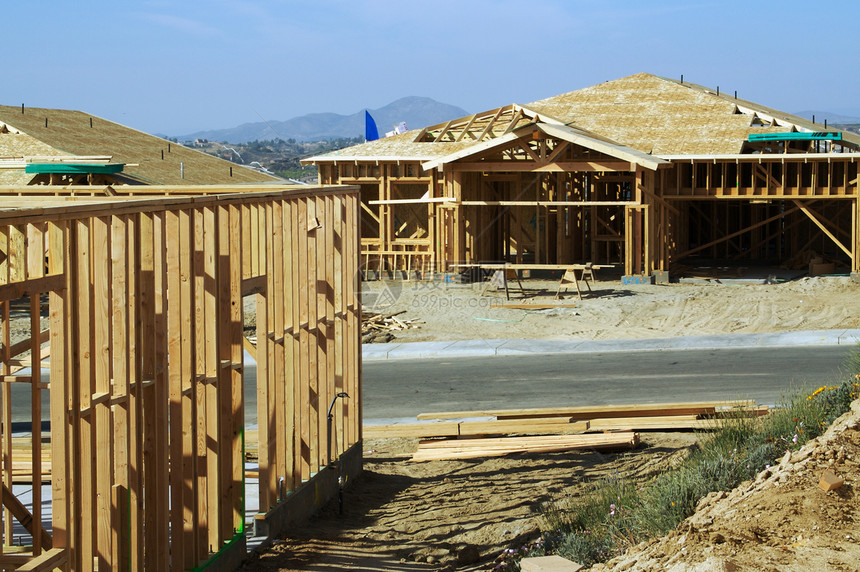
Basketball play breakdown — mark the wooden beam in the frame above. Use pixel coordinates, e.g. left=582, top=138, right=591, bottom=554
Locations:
left=411, top=432, right=639, bottom=462
left=459, top=200, right=635, bottom=207
left=449, top=161, right=632, bottom=173
left=0, top=275, right=64, bottom=302
left=418, top=400, right=756, bottom=421
left=792, top=200, right=853, bottom=258
left=1, top=483, right=52, bottom=549
left=12, top=548, right=67, bottom=572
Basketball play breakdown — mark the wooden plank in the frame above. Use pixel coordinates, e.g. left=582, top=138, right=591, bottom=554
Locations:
left=1, top=483, right=52, bottom=549
left=217, top=205, right=233, bottom=542
left=153, top=212, right=171, bottom=569
left=126, top=214, right=143, bottom=571
left=75, top=218, right=95, bottom=571
left=280, top=199, right=296, bottom=493
left=47, top=221, right=69, bottom=553
left=256, top=203, right=272, bottom=508
left=314, top=195, right=328, bottom=471
left=325, top=195, right=337, bottom=464
left=175, top=208, right=196, bottom=569
left=228, top=204, right=244, bottom=536
left=166, top=209, right=186, bottom=568
left=0, top=274, right=65, bottom=301
left=363, top=419, right=591, bottom=439
left=297, top=198, right=311, bottom=481
left=411, top=432, right=639, bottom=462
left=459, top=419, right=589, bottom=436
left=193, top=206, right=209, bottom=561
left=586, top=416, right=724, bottom=431
left=203, top=205, right=220, bottom=551
left=418, top=400, right=756, bottom=421
left=793, top=200, right=853, bottom=257
left=109, top=215, right=130, bottom=569
left=364, top=422, right=461, bottom=439
left=93, top=215, right=113, bottom=570
left=13, top=547, right=67, bottom=572
left=290, top=197, right=303, bottom=489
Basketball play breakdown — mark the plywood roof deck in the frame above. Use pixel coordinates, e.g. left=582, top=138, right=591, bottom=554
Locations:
left=308, top=73, right=860, bottom=163
left=0, top=105, right=281, bottom=185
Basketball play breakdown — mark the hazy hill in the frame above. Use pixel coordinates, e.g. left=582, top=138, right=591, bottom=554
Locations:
left=793, top=110, right=860, bottom=125
left=177, top=96, right=469, bottom=143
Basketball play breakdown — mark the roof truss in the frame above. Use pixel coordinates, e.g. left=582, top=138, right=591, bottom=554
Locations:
left=422, top=123, right=668, bottom=172
left=415, top=104, right=565, bottom=144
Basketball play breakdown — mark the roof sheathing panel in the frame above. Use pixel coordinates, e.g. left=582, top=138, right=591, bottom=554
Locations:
left=0, top=105, right=280, bottom=185
left=306, top=131, right=472, bottom=162
left=524, top=73, right=765, bottom=155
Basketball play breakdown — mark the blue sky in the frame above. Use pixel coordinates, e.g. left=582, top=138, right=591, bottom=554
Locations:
left=6, top=1, right=859, bottom=135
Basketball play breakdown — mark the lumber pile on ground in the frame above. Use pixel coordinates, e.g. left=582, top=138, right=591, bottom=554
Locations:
left=411, top=432, right=639, bottom=462
left=364, top=417, right=590, bottom=439
left=363, top=400, right=768, bottom=462
left=425, top=400, right=763, bottom=421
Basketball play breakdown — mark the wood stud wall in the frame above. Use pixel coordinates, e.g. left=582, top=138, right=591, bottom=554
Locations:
left=0, top=185, right=361, bottom=571
left=319, top=139, right=860, bottom=275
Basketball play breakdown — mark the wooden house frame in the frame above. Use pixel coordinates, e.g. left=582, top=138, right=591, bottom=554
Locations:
left=0, top=183, right=361, bottom=571
left=306, top=73, right=860, bottom=278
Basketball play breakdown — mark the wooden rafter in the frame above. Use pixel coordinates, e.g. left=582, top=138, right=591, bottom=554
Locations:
left=503, top=109, right=524, bottom=134
left=433, top=119, right=454, bottom=142
left=455, top=114, right=479, bottom=142
left=476, top=107, right=506, bottom=141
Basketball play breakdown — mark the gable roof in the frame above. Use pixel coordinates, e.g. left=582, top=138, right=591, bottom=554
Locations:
left=0, top=105, right=281, bottom=185
left=524, top=73, right=860, bottom=155
left=307, top=73, right=860, bottom=165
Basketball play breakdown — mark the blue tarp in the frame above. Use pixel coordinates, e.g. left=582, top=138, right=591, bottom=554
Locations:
left=365, top=110, right=379, bottom=142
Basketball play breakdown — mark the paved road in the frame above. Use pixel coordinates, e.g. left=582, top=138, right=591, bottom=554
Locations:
left=362, top=345, right=857, bottom=421
left=10, top=333, right=859, bottom=429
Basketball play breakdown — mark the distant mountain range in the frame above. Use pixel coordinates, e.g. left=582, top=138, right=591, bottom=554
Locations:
left=171, top=100, right=860, bottom=145
left=794, top=111, right=860, bottom=125
left=175, top=97, right=469, bottom=144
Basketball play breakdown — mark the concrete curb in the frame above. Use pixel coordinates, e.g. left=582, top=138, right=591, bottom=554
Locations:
left=362, top=329, right=860, bottom=361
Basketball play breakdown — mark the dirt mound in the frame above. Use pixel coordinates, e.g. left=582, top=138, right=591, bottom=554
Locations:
left=593, top=399, right=860, bottom=571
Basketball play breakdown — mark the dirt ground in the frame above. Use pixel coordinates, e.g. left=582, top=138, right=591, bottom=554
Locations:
left=244, top=274, right=860, bottom=571
left=361, top=273, right=860, bottom=343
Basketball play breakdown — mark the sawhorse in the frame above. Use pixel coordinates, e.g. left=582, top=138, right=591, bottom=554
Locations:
left=555, top=263, right=595, bottom=300
left=481, top=268, right=526, bottom=300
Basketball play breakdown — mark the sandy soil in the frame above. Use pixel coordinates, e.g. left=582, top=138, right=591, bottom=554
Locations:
left=244, top=275, right=860, bottom=571
left=361, top=275, right=860, bottom=343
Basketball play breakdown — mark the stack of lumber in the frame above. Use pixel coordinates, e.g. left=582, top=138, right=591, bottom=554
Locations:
left=364, top=400, right=767, bottom=462
left=421, top=400, right=767, bottom=432
left=364, top=417, right=589, bottom=439
left=7, top=437, right=52, bottom=484
left=411, top=432, right=639, bottom=462
left=361, top=310, right=421, bottom=334
left=367, top=400, right=765, bottom=440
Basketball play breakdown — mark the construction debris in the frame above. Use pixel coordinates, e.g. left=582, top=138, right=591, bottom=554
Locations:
left=818, top=469, right=844, bottom=491
left=362, top=310, right=421, bottom=343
